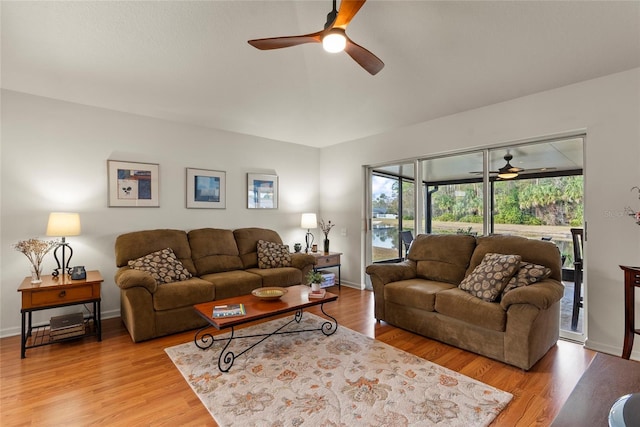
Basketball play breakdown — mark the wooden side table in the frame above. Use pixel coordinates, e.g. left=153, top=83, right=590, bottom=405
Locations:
left=621, top=265, right=640, bottom=359
left=310, top=252, right=341, bottom=289
left=17, top=270, right=103, bottom=358
left=551, top=352, right=640, bottom=426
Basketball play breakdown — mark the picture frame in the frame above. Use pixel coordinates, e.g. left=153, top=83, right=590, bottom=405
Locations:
left=107, top=160, right=159, bottom=207
left=247, top=173, right=278, bottom=209
left=186, top=168, right=226, bottom=209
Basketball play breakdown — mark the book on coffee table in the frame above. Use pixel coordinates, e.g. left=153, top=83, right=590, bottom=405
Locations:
left=308, top=289, right=326, bottom=299
left=213, top=304, right=246, bottom=318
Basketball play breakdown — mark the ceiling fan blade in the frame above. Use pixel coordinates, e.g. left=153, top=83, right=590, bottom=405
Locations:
left=248, top=31, right=323, bottom=50
left=344, top=37, right=384, bottom=75
left=333, top=0, right=367, bottom=29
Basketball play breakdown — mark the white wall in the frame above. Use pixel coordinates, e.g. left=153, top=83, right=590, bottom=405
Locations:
left=1, top=90, right=320, bottom=336
left=321, top=68, right=640, bottom=359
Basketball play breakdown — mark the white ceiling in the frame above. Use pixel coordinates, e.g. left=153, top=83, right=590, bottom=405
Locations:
left=2, top=1, right=639, bottom=148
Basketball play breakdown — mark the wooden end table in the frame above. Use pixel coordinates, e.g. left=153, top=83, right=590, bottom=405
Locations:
left=193, top=285, right=338, bottom=372
left=310, top=251, right=342, bottom=289
left=17, top=270, right=103, bottom=358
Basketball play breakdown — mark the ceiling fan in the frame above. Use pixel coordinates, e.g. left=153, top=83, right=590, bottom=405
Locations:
left=471, top=152, right=556, bottom=180
left=247, top=0, right=384, bottom=75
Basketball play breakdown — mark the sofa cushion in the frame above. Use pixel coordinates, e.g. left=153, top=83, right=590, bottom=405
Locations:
left=502, top=262, right=552, bottom=297
left=234, top=228, right=284, bottom=269
left=410, top=234, right=476, bottom=284
left=152, top=277, right=215, bottom=311
left=128, top=248, right=193, bottom=284
left=188, top=228, right=244, bottom=275
left=115, top=229, right=197, bottom=275
left=257, top=240, right=291, bottom=269
left=384, top=279, right=456, bottom=312
left=459, top=253, right=521, bottom=302
left=246, top=267, right=302, bottom=287
left=434, top=288, right=507, bottom=332
left=199, top=270, right=262, bottom=300
left=467, top=235, right=562, bottom=281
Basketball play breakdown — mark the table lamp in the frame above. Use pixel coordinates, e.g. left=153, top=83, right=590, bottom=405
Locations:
left=300, top=213, right=317, bottom=253
left=46, top=212, right=81, bottom=277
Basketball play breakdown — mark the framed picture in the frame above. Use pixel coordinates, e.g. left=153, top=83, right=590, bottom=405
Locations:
left=186, top=168, right=226, bottom=209
left=247, top=173, right=278, bottom=209
left=107, top=160, right=159, bottom=207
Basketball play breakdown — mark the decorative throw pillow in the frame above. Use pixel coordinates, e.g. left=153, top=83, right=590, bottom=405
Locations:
left=128, top=248, right=192, bottom=284
left=257, top=240, right=291, bottom=269
left=459, top=253, right=522, bottom=302
left=501, top=262, right=552, bottom=297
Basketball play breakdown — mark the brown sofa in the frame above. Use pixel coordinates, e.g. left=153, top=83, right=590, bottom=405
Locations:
left=366, top=234, right=564, bottom=370
left=114, top=227, right=315, bottom=342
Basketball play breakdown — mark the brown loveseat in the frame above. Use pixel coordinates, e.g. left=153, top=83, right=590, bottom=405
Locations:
left=366, top=234, right=564, bottom=370
left=114, top=227, right=315, bottom=342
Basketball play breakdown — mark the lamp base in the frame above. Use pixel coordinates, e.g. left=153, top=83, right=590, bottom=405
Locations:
left=51, top=241, right=73, bottom=277
left=304, top=231, right=314, bottom=253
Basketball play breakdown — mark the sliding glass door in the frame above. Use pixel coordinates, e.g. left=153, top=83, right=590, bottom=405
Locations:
left=366, top=135, right=585, bottom=339
left=370, top=163, right=415, bottom=263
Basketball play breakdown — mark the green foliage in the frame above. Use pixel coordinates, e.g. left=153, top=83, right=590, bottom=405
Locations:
left=435, top=213, right=456, bottom=222
left=458, top=215, right=483, bottom=223
left=373, top=173, right=583, bottom=228
left=306, top=271, right=324, bottom=284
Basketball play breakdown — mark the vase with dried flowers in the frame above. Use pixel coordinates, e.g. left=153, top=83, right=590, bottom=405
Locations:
left=319, top=219, right=335, bottom=253
left=624, top=186, right=640, bottom=226
left=13, top=238, right=58, bottom=283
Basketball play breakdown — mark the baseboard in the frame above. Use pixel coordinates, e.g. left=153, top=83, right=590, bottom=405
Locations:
left=584, top=338, right=639, bottom=362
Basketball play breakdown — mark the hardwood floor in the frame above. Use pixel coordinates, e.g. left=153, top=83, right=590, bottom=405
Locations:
left=1, top=286, right=596, bottom=426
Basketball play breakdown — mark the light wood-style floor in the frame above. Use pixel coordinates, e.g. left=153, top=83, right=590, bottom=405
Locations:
left=1, top=286, right=596, bottom=426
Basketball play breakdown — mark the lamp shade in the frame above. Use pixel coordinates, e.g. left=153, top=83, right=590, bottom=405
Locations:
left=46, top=212, right=81, bottom=237
left=300, top=213, right=318, bottom=229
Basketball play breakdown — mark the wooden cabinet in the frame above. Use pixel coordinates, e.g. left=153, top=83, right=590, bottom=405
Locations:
left=621, top=265, right=640, bottom=359
left=17, top=271, right=103, bottom=358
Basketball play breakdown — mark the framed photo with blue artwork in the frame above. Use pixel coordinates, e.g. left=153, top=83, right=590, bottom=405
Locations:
left=247, top=173, right=278, bottom=209
left=107, top=160, right=159, bottom=207
left=186, top=168, right=226, bottom=209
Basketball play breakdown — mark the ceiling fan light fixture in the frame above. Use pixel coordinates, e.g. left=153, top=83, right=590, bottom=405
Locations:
left=497, top=171, right=518, bottom=179
left=322, top=29, right=346, bottom=53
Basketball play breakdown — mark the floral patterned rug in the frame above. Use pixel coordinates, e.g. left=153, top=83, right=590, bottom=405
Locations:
left=165, top=314, right=512, bottom=426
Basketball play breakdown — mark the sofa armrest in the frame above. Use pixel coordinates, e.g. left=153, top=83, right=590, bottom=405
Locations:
left=500, top=279, right=564, bottom=311
left=114, top=267, right=158, bottom=293
left=290, top=253, right=315, bottom=270
left=366, top=260, right=417, bottom=286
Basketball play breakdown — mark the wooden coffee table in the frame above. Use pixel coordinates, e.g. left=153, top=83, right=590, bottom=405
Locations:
left=193, top=285, right=338, bottom=372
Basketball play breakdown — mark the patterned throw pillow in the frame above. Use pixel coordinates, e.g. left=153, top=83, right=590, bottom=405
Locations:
left=257, top=240, right=291, bottom=269
left=128, top=248, right=192, bottom=284
left=459, top=253, right=522, bottom=302
left=501, top=262, right=552, bottom=297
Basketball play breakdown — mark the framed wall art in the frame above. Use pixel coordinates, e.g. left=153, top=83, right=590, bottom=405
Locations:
left=107, top=160, right=159, bottom=207
left=186, top=168, right=226, bottom=209
left=247, top=173, right=278, bottom=209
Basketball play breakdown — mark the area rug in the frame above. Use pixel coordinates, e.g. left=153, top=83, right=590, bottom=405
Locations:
left=165, top=314, right=512, bottom=426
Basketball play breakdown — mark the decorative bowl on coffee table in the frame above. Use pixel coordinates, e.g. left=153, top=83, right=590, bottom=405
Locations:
left=252, top=287, right=287, bottom=301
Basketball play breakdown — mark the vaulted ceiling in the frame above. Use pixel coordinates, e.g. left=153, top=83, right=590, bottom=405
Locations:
left=2, top=1, right=639, bottom=148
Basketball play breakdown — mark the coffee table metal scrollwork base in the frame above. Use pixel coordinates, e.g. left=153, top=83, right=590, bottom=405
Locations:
left=195, top=306, right=337, bottom=372
left=192, top=286, right=339, bottom=373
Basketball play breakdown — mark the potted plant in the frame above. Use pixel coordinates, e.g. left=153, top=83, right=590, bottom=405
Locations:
left=306, top=270, right=324, bottom=291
